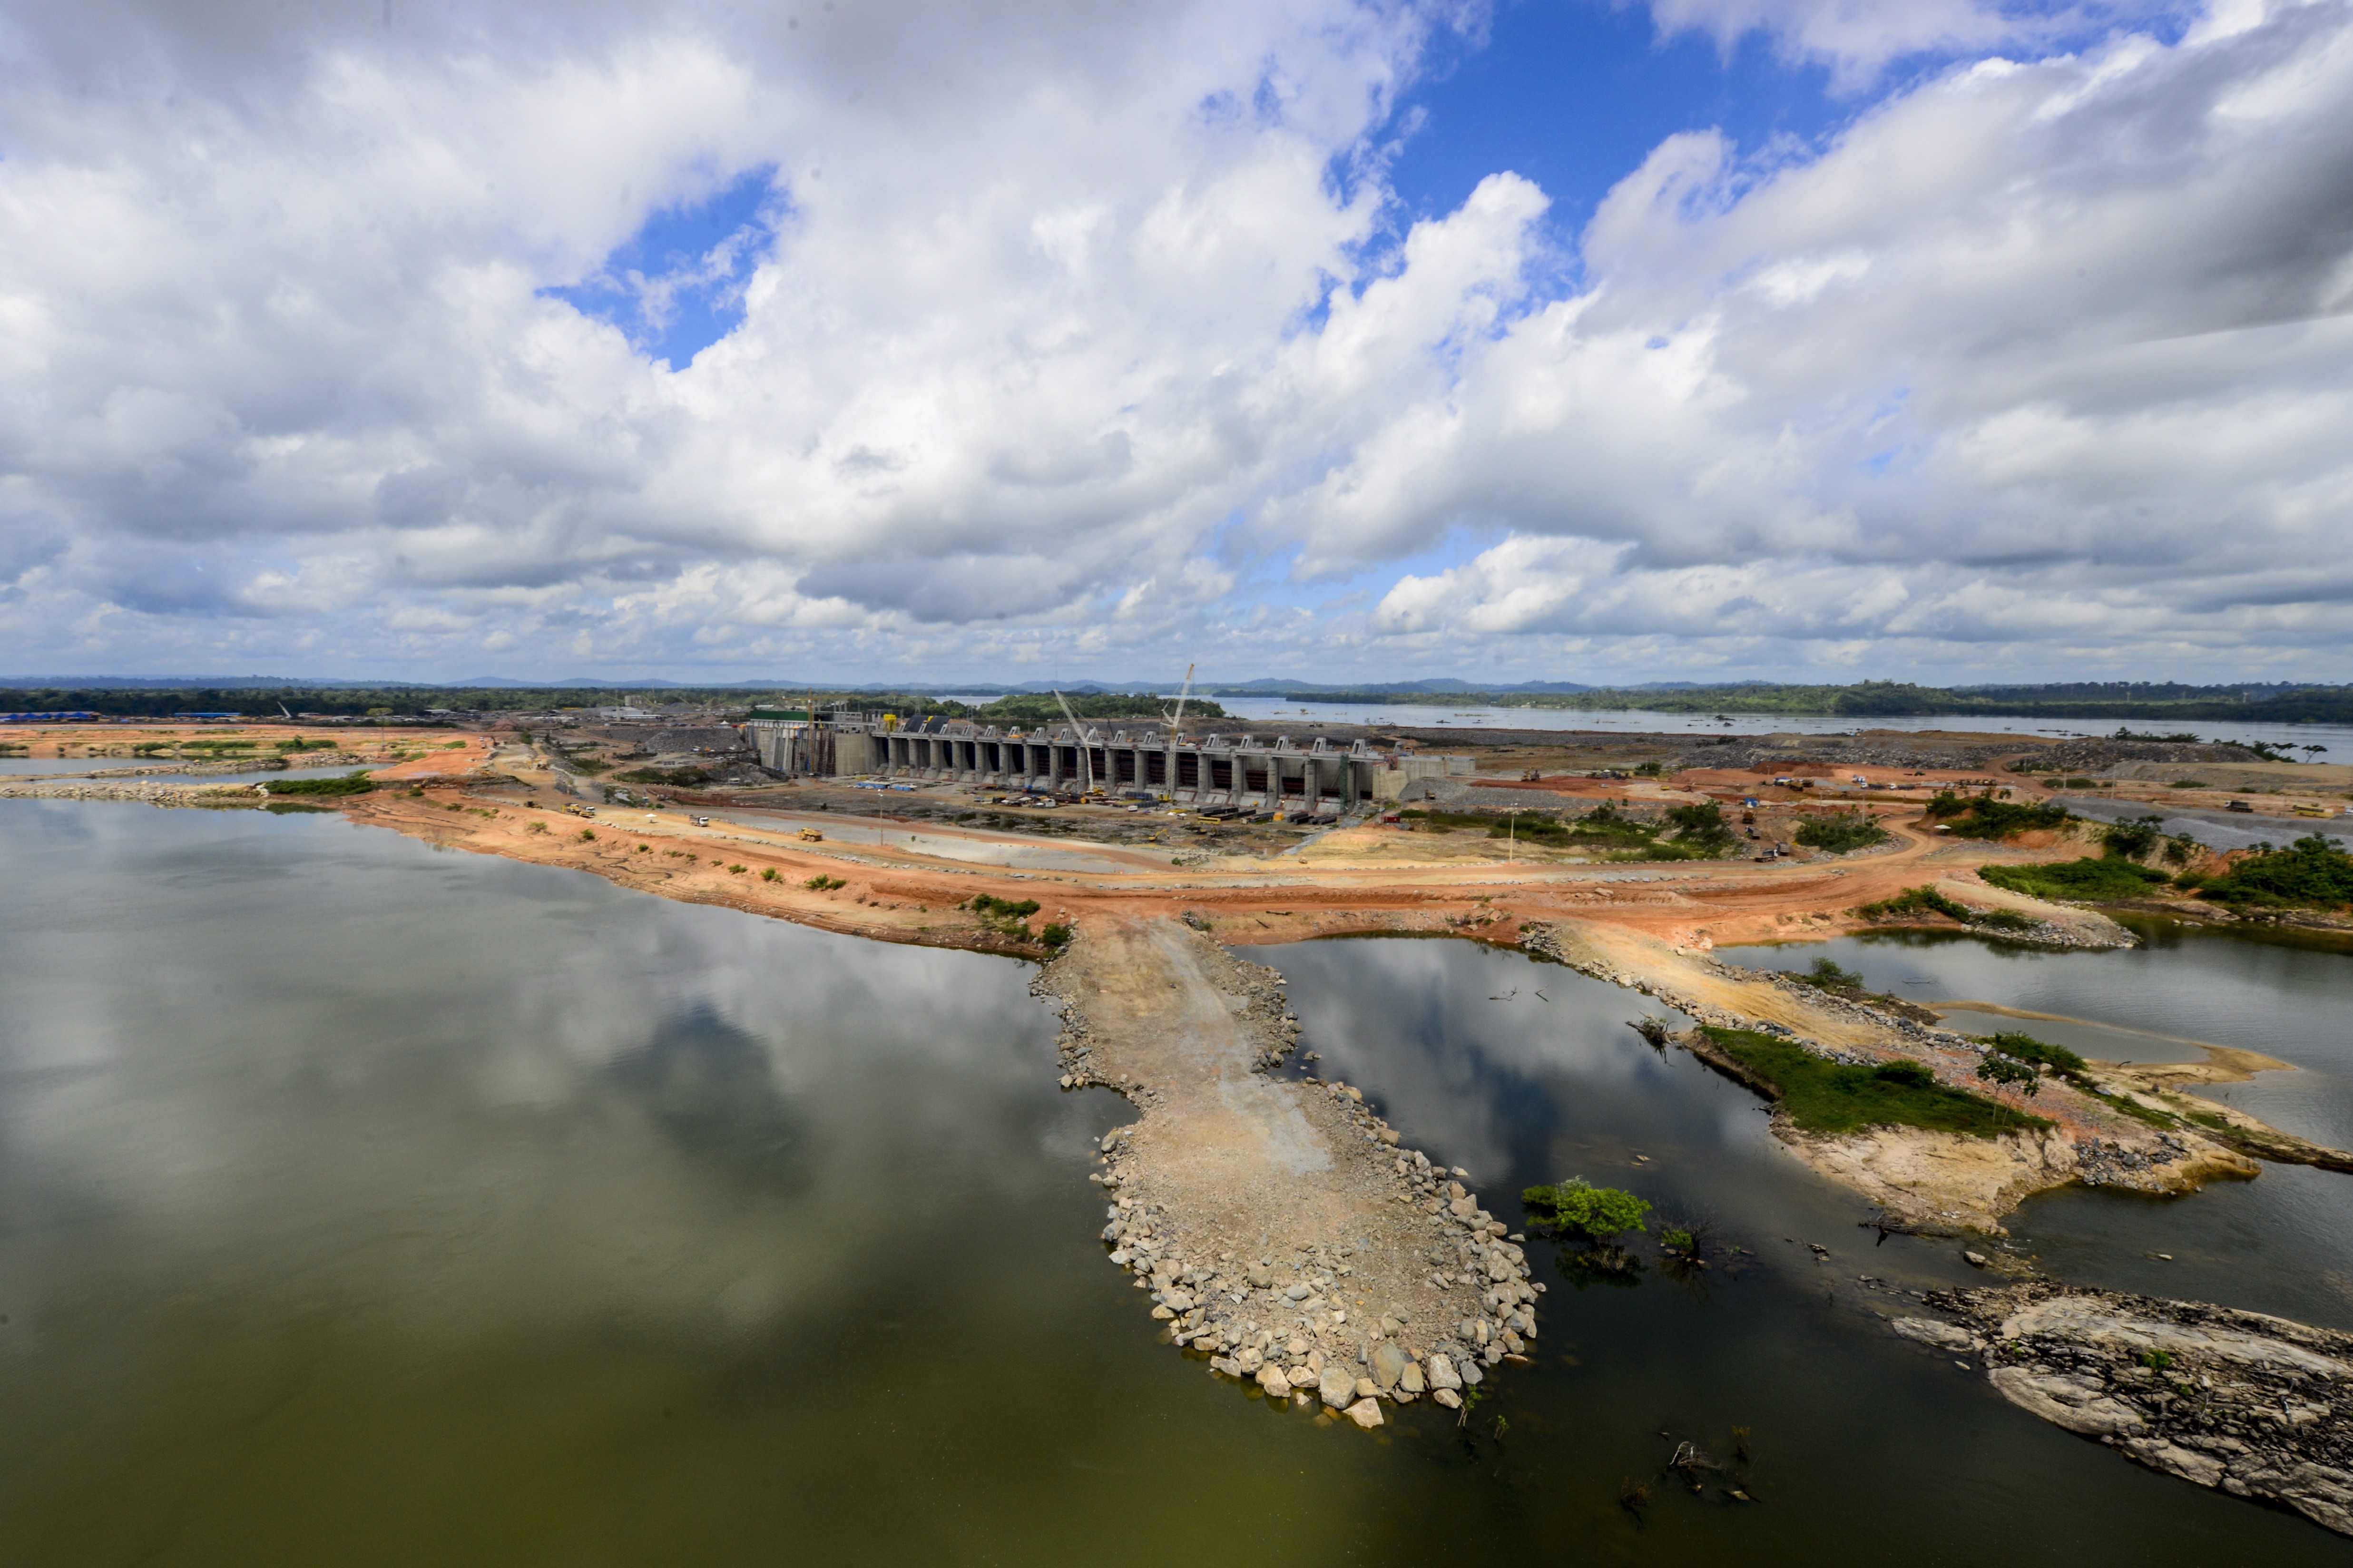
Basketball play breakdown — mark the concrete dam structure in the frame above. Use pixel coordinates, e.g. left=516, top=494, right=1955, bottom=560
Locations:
left=745, top=714, right=1468, bottom=815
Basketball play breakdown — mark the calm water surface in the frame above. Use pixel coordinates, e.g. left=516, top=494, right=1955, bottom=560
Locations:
left=3, top=804, right=2350, bottom=1563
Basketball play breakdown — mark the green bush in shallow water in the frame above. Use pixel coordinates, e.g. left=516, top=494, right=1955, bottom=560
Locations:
left=1521, top=1179, right=1650, bottom=1241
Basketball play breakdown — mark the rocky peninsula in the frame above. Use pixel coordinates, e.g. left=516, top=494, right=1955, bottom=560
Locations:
left=1039, top=920, right=1539, bottom=1422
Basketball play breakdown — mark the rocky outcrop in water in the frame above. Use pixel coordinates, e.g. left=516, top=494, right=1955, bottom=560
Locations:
left=0, top=780, right=266, bottom=807
left=1893, top=1282, right=2353, bottom=1536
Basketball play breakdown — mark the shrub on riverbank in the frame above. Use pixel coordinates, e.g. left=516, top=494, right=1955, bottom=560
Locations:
left=1853, top=884, right=2037, bottom=931
left=1796, top=811, right=1887, bottom=853
left=2184, top=834, right=2353, bottom=911
left=1697, top=1027, right=2050, bottom=1137
left=1978, top=1032, right=2088, bottom=1095
left=261, top=771, right=374, bottom=797
left=1978, top=857, right=2172, bottom=901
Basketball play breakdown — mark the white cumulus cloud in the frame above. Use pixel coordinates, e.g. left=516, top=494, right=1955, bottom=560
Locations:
left=0, top=0, right=2347, bottom=683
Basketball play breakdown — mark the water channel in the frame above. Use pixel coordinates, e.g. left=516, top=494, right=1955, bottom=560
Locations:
left=2, top=804, right=2348, bottom=1563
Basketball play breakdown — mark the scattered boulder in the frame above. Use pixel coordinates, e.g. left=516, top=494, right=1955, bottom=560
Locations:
left=1344, top=1398, right=1385, bottom=1429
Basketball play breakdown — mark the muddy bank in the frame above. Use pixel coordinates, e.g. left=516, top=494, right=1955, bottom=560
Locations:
left=1037, top=920, right=1541, bottom=1422
left=1889, top=1282, right=2353, bottom=1537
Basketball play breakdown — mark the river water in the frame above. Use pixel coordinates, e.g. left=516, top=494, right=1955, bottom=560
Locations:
left=3, top=804, right=2350, bottom=1563
left=930, top=692, right=2353, bottom=750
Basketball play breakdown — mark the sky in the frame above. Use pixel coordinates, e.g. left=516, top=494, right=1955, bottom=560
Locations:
left=2, top=0, right=2350, bottom=687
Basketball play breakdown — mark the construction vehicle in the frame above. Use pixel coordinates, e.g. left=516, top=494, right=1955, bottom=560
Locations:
left=798, top=827, right=824, bottom=842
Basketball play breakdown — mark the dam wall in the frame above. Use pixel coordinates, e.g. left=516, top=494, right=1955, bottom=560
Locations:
left=745, top=714, right=1468, bottom=817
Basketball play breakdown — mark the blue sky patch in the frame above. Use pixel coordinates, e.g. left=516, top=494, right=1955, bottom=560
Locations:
left=546, top=165, right=783, bottom=369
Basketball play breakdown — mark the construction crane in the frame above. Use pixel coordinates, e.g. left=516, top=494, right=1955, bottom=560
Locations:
left=1051, top=689, right=1094, bottom=797
left=1164, top=663, right=1196, bottom=741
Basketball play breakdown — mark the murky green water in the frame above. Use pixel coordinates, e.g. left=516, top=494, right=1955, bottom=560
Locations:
left=3, top=805, right=2349, bottom=1563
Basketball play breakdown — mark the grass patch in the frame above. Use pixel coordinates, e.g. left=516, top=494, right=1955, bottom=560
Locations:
left=2097, top=1090, right=2182, bottom=1129
left=261, top=771, right=375, bottom=797
left=2168, top=779, right=2207, bottom=789
left=1796, top=811, right=1887, bottom=853
left=1925, top=790, right=2070, bottom=840
left=805, top=874, right=845, bottom=891
left=1698, top=1027, right=2049, bottom=1137
left=1978, top=857, right=2172, bottom=901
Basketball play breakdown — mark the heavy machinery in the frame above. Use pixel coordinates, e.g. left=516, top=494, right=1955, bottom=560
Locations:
left=1051, top=689, right=1096, bottom=797
left=1164, top=662, right=1196, bottom=741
